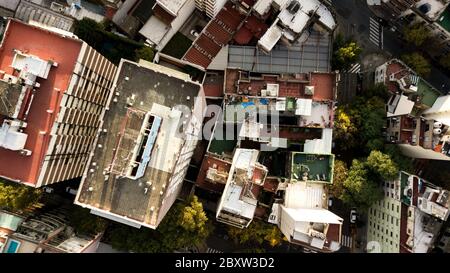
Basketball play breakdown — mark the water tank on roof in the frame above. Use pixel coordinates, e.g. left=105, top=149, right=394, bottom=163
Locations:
left=434, top=121, right=443, bottom=128
left=418, top=3, right=431, bottom=14
left=433, top=128, right=442, bottom=135
left=287, top=1, right=301, bottom=14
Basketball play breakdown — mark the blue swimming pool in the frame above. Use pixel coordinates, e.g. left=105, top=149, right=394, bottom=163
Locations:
left=5, top=240, right=20, bottom=253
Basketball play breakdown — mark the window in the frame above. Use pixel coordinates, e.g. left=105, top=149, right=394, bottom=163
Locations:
left=397, top=205, right=399, bottom=213
left=396, top=219, right=399, bottom=226
left=392, top=204, right=394, bottom=210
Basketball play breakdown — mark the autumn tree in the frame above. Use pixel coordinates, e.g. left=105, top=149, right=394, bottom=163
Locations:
left=330, top=160, right=348, bottom=199
left=401, top=53, right=431, bottom=77
left=341, top=159, right=384, bottom=210
left=366, top=150, right=399, bottom=181
left=334, top=108, right=358, bottom=150
left=227, top=221, right=283, bottom=248
left=403, top=23, right=429, bottom=47
left=340, top=151, right=398, bottom=209
left=0, top=180, right=42, bottom=212
left=332, top=38, right=362, bottom=71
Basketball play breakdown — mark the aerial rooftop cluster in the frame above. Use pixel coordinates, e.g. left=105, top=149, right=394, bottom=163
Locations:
left=0, top=0, right=449, bottom=254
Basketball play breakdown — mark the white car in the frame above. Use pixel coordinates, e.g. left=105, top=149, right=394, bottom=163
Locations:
left=350, top=209, right=357, bottom=224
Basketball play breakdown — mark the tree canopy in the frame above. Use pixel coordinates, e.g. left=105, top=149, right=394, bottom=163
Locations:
left=135, top=46, right=155, bottom=62
left=339, top=151, right=399, bottom=210
left=341, top=159, right=384, bottom=210
left=69, top=207, right=108, bottom=235
left=334, top=94, right=386, bottom=155
left=73, top=18, right=153, bottom=64
left=0, top=180, right=42, bottom=212
left=366, top=150, right=399, bottom=181
left=332, top=35, right=362, bottom=71
left=227, top=220, right=283, bottom=248
left=330, top=160, right=348, bottom=198
left=108, top=196, right=212, bottom=252
left=403, top=23, right=429, bottom=47
left=401, top=53, right=431, bottom=77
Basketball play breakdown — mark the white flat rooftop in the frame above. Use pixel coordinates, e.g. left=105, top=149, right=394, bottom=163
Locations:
left=157, top=0, right=187, bottom=15
left=258, top=24, right=283, bottom=53
left=283, top=207, right=343, bottom=225
left=387, top=94, right=415, bottom=117
left=284, top=182, right=325, bottom=209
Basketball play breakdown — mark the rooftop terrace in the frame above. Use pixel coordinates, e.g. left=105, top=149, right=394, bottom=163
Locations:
left=228, top=30, right=331, bottom=74
left=0, top=19, right=82, bottom=185
left=224, top=69, right=336, bottom=101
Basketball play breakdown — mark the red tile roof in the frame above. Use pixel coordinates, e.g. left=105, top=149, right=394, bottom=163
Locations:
left=0, top=20, right=82, bottom=185
left=183, top=2, right=246, bottom=68
left=233, top=26, right=253, bottom=45
left=225, top=69, right=336, bottom=101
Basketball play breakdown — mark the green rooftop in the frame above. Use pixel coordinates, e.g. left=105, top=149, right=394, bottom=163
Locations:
left=438, top=7, right=450, bottom=33
left=291, top=152, right=334, bottom=184
left=415, top=79, right=440, bottom=107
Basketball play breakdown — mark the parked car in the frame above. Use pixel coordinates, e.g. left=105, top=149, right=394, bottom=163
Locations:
left=65, top=187, right=78, bottom=195
left=350, top=209, right=358, bottom=224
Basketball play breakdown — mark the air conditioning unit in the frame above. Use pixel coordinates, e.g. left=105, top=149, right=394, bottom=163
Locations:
left=3, top=74, right=18, bottom=84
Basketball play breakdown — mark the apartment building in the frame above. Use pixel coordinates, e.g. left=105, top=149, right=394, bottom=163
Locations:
left=75, top=59, right=206, bottom=229
left=367, top=171, right=450, bottom=253
left=254, top=0, right=336, bottom=53
left=0, top=19, right=117, bottom=187
left=375, top=59, right=450, bottom=160
left=196, top=65, right=340, bottom=251
left=139, top=0, right=196, bottom=51
left=194, top=0, right=227, bottom=18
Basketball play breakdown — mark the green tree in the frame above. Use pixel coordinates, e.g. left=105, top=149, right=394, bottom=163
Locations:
left=135, top=46, right=155, bottom=62
left=341, top=159, right=383, bottom=209
left=0, top=180, right=42, bottom=212
left=330, top=160, right=348, bottom=199
left=363, top=83, right=389, bottom=100
left=401, top=53, right=431, bottom=77
left=109, top=196, right=212, bottom=252
left=264, top=226, right=283, bottom=247
left=333, top=41, right=362, bottom=70
left=227, top=221, right=283, bottom=248
left=383, top=144, right=414, bottom=173
left=403, top=23, right=429, bottom=47
left=69, top=207, right=108, bottom=235
left=440, top=53, right=450, bottom=70
left=366, top=150, right=399, bottom=181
